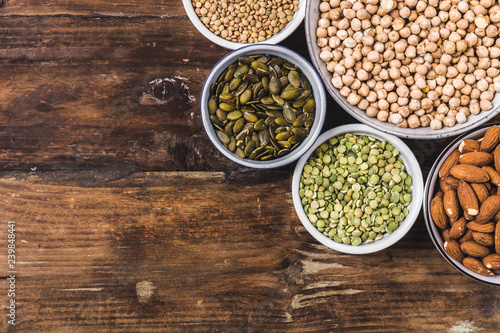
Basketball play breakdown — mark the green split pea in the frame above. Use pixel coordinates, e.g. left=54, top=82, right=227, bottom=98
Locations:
left=298, top=133, right=413, bottom=246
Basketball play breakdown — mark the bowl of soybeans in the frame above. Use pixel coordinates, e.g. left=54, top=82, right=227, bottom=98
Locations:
left=183, top=0, right=306, bottom=49
left=306, top=0, right=500, bottom=139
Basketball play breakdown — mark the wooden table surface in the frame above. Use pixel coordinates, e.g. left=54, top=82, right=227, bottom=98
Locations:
left=1, top=1, right=500, bottom=332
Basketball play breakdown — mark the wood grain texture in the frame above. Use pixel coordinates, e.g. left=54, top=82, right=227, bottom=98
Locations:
left=0, top=0, right=186, bottom=17
left=1, top=173, right=500, bottom=332
left=1, top=0, right=500, bottom=332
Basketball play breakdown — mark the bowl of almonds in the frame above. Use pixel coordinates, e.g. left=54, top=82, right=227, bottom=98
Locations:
left=424, top=123, right=500, bottom=284
left=306, top=0, right=500, bottom=139
left=200, top=44, right=326, bottom=168
left=183, top=0, right=305, bottom=49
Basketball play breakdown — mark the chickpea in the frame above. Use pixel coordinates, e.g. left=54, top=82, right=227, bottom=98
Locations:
left=363, top=106, right=378, bottom=118
left=406, top=114, right=419, bottom=128
left=362, top=61, right=374, bottom=72
left=471, top=88, right=481, bottom=99
left=347, top=92, right=362, bottom=105
left=389, top=112, right=403, bottom=125
left=430, top=119, right=443, bottom=130
left=480, top=99, right=493, bottom=110
left=358, top=84, right=370, bottom=97
left=398, top=96, right=409, bottom=106
left=320, top=1, right=331, bottom=12
left=481, top=90, right=494, bottom=101
left=376, top=110, right=388, bottom=122
left=443, top=116, right=456, bottom=127
left=358, top=99, right=370, bottom=110
left=339, top=86, right=351, bottom=97
left=455, top=112, right=467, bottom=124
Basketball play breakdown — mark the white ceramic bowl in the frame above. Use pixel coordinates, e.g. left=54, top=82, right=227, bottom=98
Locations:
left=424, top=122, right=500, bottom=285
left=305, top=0, right=500, bottom=139
left=200, top=44, right=327, bottom=169
left=292, top=124, right=423, bottom=254
left=183, top=0, right=306, bottom=50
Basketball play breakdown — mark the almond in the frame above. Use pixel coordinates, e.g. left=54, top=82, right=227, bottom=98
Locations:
left=472, top=231, right=495, bottom=246
left=467, top=221, right=496, bottom=233
left=470, top=183, right=490, bottom=204
left=480, top=125, right=500, bottom=152
left=494, top=144, right=500, bottom=174
left=442, top=228, right=451, bottom=242
left=476, top=195, right=500, bottom=224
left=449, top=217, right=468, bottom=239
left=463, top=257, right=495, bottom=276
left=464, top=210, right=475, bottom=221
left=449, top=164, right=490, bottom=183
left=495, top=222, right=500, bottom=254
left=459, top=139, right=480, bottom=154
left=483, top=253, right=500, bottom=270
left=443, top=189, right=460, bottom=221
left=459, top=228, right=474, bottom=244
left=430, top=192, right=448, bottom=229
left=439, top=177, right=453, bottom=192
left=439, top=149, right=460, bottom=178
left=459, top=152, right=494, bottom=167
left=494, top=210, right=500, bottom=222
left=444, top=240, right=466, bottom=262
left=442, top=176, right=460, bottom=189
left=457, top=180, right=479, bottom=216
left=483, top=166, right=500, bottom=186
left=460, top=241, right=491, bottom=257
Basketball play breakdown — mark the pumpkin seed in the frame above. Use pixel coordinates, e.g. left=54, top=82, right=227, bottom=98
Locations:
left=233, top=118, right=245, bottom=134
left=244, top=112, right=258, bottom=123
left=219, top=92, right=236, bottom=102
left=303, top=98, right=316, bottom=113
left=229, top=77, right=242, bottom=91
left=216, top=130, right=231, bottom=145
left=283, top=103, right=297, bottom=123
left=275, top=131, right=291, bottom=141
left=254, top=118, right=267, bottom=131
left=281, top=87, right=301, bottom=100
left=239, top=87, right=252, bottom=105
left=208, top=97, right=217, bottom=114
left=227, top=110, right=243, bottom=120
left=234, top=64, right=249, bottom=78
left=216, top=109, right=227, bottom=122
left=259, top=129, right=271, bottom=145
left=269, top=75, right=281, bottom=95
left=219, top=102, right=236, bottom=112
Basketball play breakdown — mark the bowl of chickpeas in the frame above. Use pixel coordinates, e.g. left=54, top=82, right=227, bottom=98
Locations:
left=305, top=0, right=500, bottom=139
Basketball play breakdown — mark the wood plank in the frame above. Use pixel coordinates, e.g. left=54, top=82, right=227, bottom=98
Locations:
left=0, top=0, right=187, bottom=17
left=1, top=172, right=500, bottom=332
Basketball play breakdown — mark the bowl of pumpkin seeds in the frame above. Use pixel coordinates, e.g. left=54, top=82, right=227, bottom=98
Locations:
left=292, top=124, right=423, bottom=254
left=201, top=44, right=327, bottom=169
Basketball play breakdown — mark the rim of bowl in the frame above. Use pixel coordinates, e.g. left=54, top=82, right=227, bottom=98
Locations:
left=182, top=0, right=306, bottom=50
left=292, top=124, right=424, bottom=254
left=423, top=122, right=500, bottom=285
left=200, top=44, right=327, bottom=169
left=304, top=0, right=500, bottom=140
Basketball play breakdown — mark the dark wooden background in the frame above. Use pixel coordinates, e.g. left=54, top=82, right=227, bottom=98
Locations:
left=1, top=0, right=500, bottom=332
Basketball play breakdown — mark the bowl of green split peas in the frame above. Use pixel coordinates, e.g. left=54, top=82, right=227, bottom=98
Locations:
left=292, top=124, right=424, bottom=254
